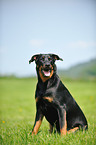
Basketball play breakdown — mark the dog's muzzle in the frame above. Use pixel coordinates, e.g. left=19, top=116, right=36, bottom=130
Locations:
left=42, top=65, right=53, bottom=77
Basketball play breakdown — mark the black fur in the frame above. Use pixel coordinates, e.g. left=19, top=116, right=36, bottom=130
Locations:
left=29, top=54, right=88, bottom=134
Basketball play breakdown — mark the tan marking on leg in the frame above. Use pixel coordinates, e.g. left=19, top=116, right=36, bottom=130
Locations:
left=32, top=120, right=42, bottom=135
left=35, top=97, right=39, bottom=103
left=67, top=127, right=79, bottom=134
left=49, top=124, right=53, bottom=133
left=60, top=111, right=67, bottom=135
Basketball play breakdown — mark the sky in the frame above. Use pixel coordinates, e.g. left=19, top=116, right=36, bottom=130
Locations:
left=0, top=0, right=96, bottom=77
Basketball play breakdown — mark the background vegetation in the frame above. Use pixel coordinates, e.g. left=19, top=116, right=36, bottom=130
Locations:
left=58, top=59, right=96, bottom=80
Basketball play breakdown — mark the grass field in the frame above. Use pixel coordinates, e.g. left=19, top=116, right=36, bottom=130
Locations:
left=0, top=77, right=96, bottom=145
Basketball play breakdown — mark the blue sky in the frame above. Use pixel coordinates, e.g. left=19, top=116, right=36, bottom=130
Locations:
left=0, top=0, right=96, bottom=76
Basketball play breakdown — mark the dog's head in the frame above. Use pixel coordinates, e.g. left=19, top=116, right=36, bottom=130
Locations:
left=29, top=54, right=63, bottom=82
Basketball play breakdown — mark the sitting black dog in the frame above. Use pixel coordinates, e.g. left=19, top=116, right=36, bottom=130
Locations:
left=29, top=54, right=88, bottom=135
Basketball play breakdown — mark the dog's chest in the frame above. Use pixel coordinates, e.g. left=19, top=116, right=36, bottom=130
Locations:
left=37, top=96, right=54, bottom=111
left=38, top=96, right=59, bottom=124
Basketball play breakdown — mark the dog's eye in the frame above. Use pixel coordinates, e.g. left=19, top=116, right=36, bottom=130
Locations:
left=42, top=56, right=45, bottom=61
left=48, top=57, right=51, bottom=61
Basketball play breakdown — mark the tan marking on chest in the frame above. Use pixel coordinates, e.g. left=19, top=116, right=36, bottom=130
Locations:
left=43, top=97, right=53, bottom=103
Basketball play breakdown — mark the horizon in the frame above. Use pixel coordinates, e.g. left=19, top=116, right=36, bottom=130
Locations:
left=0, top=57, right=95, bottom=77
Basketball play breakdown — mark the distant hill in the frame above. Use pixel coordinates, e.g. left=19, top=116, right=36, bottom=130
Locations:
left=58, top=59, right=96, bottom=79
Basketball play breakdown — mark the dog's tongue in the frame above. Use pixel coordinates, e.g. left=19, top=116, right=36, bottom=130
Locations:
left=43, top=70, right=50, bottom=77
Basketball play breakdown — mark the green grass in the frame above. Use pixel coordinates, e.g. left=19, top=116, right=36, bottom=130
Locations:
left=0, top=77, right=96, bottom=145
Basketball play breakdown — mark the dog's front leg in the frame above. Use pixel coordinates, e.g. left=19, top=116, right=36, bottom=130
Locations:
left=58, top=108, right=67, bottom=135
left=49, top=124, right=53, bottom=134
left=32, top=109, right=44, bottom=135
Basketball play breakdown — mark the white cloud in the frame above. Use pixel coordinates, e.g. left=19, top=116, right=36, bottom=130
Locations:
left=30, top=39, right=45, bottom=48
left=66, top=41, right=96, bottom=49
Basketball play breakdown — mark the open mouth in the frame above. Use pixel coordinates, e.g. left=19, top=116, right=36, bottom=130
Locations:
left=42, top=68, right=51, bottom=77
left=43, top=70, right=51, bottom=77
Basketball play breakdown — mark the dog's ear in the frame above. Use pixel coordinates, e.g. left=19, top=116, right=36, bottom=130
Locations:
left=29, top=54, right=39, bottom=64
left=51, top=54, right=63, bottom=61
